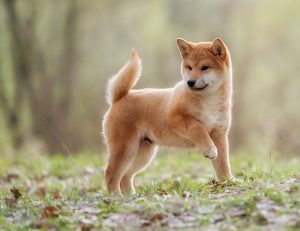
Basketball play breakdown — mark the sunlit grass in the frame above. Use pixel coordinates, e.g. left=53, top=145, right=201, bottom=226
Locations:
left=0, top=151, right=299, bottom=230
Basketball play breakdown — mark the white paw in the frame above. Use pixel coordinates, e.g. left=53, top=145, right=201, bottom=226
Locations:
left=204, top=146, right=218, bottom=159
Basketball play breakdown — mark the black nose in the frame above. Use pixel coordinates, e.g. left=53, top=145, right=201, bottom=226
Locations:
left=187, top=79, right=196, bottom=87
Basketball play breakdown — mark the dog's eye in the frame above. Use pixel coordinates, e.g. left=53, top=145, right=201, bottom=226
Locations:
left=201, top=65, right=209, bottom=71
left=186, top=65, right=192, bottom=70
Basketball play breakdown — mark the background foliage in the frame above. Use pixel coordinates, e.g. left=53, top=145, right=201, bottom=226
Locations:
left=0, top=0, right=299, bottom=155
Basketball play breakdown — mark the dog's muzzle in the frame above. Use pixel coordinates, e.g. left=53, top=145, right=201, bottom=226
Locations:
left=187, top=80, right=209, bottom=91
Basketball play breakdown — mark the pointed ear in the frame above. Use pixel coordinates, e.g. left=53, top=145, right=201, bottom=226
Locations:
left=210, top=38, right=227, bottom=59
left=177, top=38, right=192, bottom=58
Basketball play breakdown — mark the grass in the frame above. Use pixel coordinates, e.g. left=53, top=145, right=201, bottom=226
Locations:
left=0, top=150, right=299, bottom=230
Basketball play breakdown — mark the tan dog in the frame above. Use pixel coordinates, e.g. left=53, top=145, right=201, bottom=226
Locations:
left=102, top=38, right=234, bottom=194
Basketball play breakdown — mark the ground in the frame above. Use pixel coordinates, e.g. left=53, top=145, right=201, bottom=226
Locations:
left=0, top=150, right=299, bottom=230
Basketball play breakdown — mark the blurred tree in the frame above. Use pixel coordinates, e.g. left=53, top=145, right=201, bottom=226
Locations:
left=0, top=0, right=79, bottom=153
left=0, top=0, right=299, bottom=155
left=0, top=0, right=31, bottom=149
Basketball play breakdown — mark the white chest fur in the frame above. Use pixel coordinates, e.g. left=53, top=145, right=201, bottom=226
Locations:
left=197, top=94, right=228, bottom=131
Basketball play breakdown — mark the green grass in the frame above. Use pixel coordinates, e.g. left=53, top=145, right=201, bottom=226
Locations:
left=0, top=151, right=299, bottom=230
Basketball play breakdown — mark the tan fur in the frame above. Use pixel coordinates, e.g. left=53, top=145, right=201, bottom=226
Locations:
left=102, top=38, right=234, bottom=194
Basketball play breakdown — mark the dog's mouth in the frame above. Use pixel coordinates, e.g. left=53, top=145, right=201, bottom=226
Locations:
left=190, top=84, right=209, bottom=91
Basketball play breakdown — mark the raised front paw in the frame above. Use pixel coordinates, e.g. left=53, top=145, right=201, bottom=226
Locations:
left=203, top=146, right=218, bottom=160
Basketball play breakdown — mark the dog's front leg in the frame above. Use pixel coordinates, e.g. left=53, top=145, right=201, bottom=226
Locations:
left=170, top=114, right=217, bottom=159
left=210, top=129, right=233, bottom=182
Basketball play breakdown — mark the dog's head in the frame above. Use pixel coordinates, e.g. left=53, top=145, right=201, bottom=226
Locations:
left=177, top=38, right=231, bottom=94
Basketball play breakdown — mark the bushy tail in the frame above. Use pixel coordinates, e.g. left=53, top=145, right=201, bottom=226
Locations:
left=106, top=49, right=142, bottom=105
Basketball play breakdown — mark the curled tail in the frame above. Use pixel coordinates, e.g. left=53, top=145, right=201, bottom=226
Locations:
left=106, top=49, right=142, bottom=105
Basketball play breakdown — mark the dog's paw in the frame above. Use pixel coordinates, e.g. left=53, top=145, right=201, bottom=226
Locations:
left=203, top=146, right=218, bottom=159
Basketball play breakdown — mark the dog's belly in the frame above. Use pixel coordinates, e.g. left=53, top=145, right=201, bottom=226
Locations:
left=158, top=138, right=195, bottom=148
left=149, top=129, right=194, bottom=148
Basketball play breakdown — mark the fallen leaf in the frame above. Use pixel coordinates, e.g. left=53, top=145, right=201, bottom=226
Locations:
left=10, top=187, right=21, bottom=200
left=103, top=198, right=111, bottom=205
left=5, top=197, right=17, bottom=207
left=79, top=188, right=88, bottom=196
left=159, top=189, right=169, bottom=196
left=4, top=173, right=19, bottom=182
left=171, top=180, right=180, bottom=190
left=229, top=207, right=247, bottom=217
left=255, top=212, right=268, bottom=225
left=212, top=214, right=226, bottom=223
left=37, top=186, right=47, bottom=198
left=149, top=213, right=164, bottom=222
left=36, top=219, right=57, bottom=229
left=42, top=205, right=59, bottom=218
left=51, top=191, right=62, bottom=199
left=288, top=185, right=298, bottom=193
left=141, top=221, right=151, bottom=227
left=80, top=222, right=94, bottom=231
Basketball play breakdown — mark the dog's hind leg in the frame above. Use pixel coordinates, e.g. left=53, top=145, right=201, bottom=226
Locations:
left=120, top=140, right=158, bottom=193
left=105, top=137, right=139, bottom=195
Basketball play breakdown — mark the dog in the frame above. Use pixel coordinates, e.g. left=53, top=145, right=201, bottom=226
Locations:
left=102, top=38, right=234, bottom=194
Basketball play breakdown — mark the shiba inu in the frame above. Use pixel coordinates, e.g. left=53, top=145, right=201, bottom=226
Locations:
left=102, top=38, right=234, bottom=194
